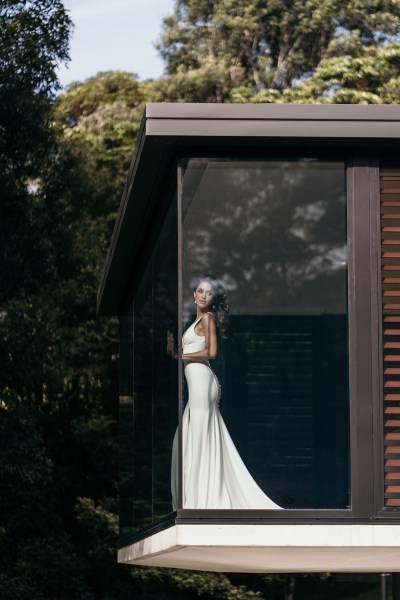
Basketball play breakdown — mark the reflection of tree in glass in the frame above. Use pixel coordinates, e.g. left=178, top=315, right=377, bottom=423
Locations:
left=132, top=199, right=178, bottom=526
left=182, top=160, right=347, bottom=315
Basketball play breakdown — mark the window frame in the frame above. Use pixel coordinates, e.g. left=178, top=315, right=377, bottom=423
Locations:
left=171, top=151, right=390, bottom=523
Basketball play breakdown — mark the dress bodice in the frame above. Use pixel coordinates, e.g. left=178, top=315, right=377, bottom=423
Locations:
left=183, top=317, right=206, bottom=354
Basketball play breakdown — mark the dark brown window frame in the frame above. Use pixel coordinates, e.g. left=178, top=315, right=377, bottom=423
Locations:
left=176, top=152, right=351, bottom=516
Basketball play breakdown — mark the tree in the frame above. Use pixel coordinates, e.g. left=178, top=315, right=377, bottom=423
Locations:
left=0, top=3, right=91, bottom=598
left=236, top=35, right=400, bottom=104
left=0, top=0, right=71, bottom=170
left=155, top=0, right=400, bottom=103
left=54, top=70, right=147, bottom=182
left=0, top=0, right=72, bottom=306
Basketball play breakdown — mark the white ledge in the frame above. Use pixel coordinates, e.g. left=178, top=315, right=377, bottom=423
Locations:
left=118, top=524, right=400, bottom=572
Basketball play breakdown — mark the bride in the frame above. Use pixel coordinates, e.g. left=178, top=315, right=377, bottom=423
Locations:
left=169, top=277, right=282, bottom=510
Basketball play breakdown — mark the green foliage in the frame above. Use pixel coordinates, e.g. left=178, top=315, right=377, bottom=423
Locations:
left=131, top=567, right=267, bottom=599
left=0, top=0, right=72, bottom=174
left=0, top=149, right=119, bottom=596
left=0, top=402, right=89, bottom=600
left=0, top=0, right=73, bottom=317
left=55, top=71, right=148, bottom=175
left=0, top=17, right=122, bottom=591
left=245, top=39, right=400, bottom=104
left=157, top=0, right=400, bottom=102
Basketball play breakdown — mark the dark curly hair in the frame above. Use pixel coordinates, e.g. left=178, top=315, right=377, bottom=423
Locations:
left=193, top=276, right=230, bottom=338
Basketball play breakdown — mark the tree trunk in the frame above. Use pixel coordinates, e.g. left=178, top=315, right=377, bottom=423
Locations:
left=285, top=574, right=296, bottom=600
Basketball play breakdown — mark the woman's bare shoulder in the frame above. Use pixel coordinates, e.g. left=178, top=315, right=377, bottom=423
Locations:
left=202, top=312, right=216, bottom=328
left=204, top=311, right=215, bottom=320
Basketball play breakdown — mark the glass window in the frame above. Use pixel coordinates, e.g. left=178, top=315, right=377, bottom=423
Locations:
left=125, top=195, right=178, bottom=532
left=181, top=159, right=349, bottom=509
left=119, top=312, right=134, bottom=540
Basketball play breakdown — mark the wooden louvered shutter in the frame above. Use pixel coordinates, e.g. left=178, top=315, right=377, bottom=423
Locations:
left=381, top=162, right=400, bottom=508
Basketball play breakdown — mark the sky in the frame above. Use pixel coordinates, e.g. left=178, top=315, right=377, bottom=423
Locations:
left=56, top=0, right=175, bottom=89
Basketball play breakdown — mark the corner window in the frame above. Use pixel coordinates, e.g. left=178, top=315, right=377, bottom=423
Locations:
left=122, top=193, right=178, bottom=532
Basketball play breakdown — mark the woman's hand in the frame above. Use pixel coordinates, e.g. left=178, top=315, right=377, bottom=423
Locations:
left=167, top=330, right=178, bottom=358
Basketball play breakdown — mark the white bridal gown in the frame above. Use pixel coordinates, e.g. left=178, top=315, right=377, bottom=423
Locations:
left=171, top=316, right=282, bottom=510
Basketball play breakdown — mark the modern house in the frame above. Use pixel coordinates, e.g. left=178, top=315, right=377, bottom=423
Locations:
left=98, top=103, right=400, bottom=573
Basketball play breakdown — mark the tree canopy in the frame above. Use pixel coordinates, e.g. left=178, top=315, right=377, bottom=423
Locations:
left=0, top=0, right=73, bottom=309
left=0, top=0, right=72, bottom=173
left=155, top=0, right=400, bottom=102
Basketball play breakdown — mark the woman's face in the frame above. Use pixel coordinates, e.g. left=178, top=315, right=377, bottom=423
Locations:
left=194, top=281, right=215, bottom=310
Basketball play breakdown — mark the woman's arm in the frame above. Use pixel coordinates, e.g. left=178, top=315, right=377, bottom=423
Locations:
left=182, top=313, right=217, bottom=361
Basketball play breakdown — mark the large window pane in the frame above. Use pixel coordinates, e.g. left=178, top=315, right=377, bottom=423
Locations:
left=181, top=158, right=349, bottom=509
left=129, top=195, right=178, bottom=532
left=119, top=312, right=134, bottom=541
left=132, top=264, right=153, bottom=528
left=152, top=201, right=179, bottom=519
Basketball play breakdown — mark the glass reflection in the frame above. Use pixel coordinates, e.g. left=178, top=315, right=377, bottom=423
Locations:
left=119, top=313, right=134, bottom=541
left=153, top=202, right=178, bottom=520
left=181, top=159, right=349, bottom=509
left=132, top=265, right=153, bottom=528
left=130, top=195, right=178, bottom=531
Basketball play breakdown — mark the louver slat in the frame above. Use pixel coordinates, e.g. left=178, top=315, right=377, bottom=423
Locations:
left=381, top=165, right=400, bottom=507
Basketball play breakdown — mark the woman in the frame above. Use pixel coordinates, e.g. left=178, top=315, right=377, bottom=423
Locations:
left=169, top=277, right=282, bottom=510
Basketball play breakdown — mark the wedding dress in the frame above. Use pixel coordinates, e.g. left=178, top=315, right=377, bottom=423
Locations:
left=171, top=316, right=282, bottom=510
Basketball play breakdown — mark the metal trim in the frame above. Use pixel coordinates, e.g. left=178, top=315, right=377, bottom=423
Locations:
left=146, top=103, right=400, bottom=122
left=347, top=158, right=376, bottom=517
left=177, top=161, right=183, bottom=510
